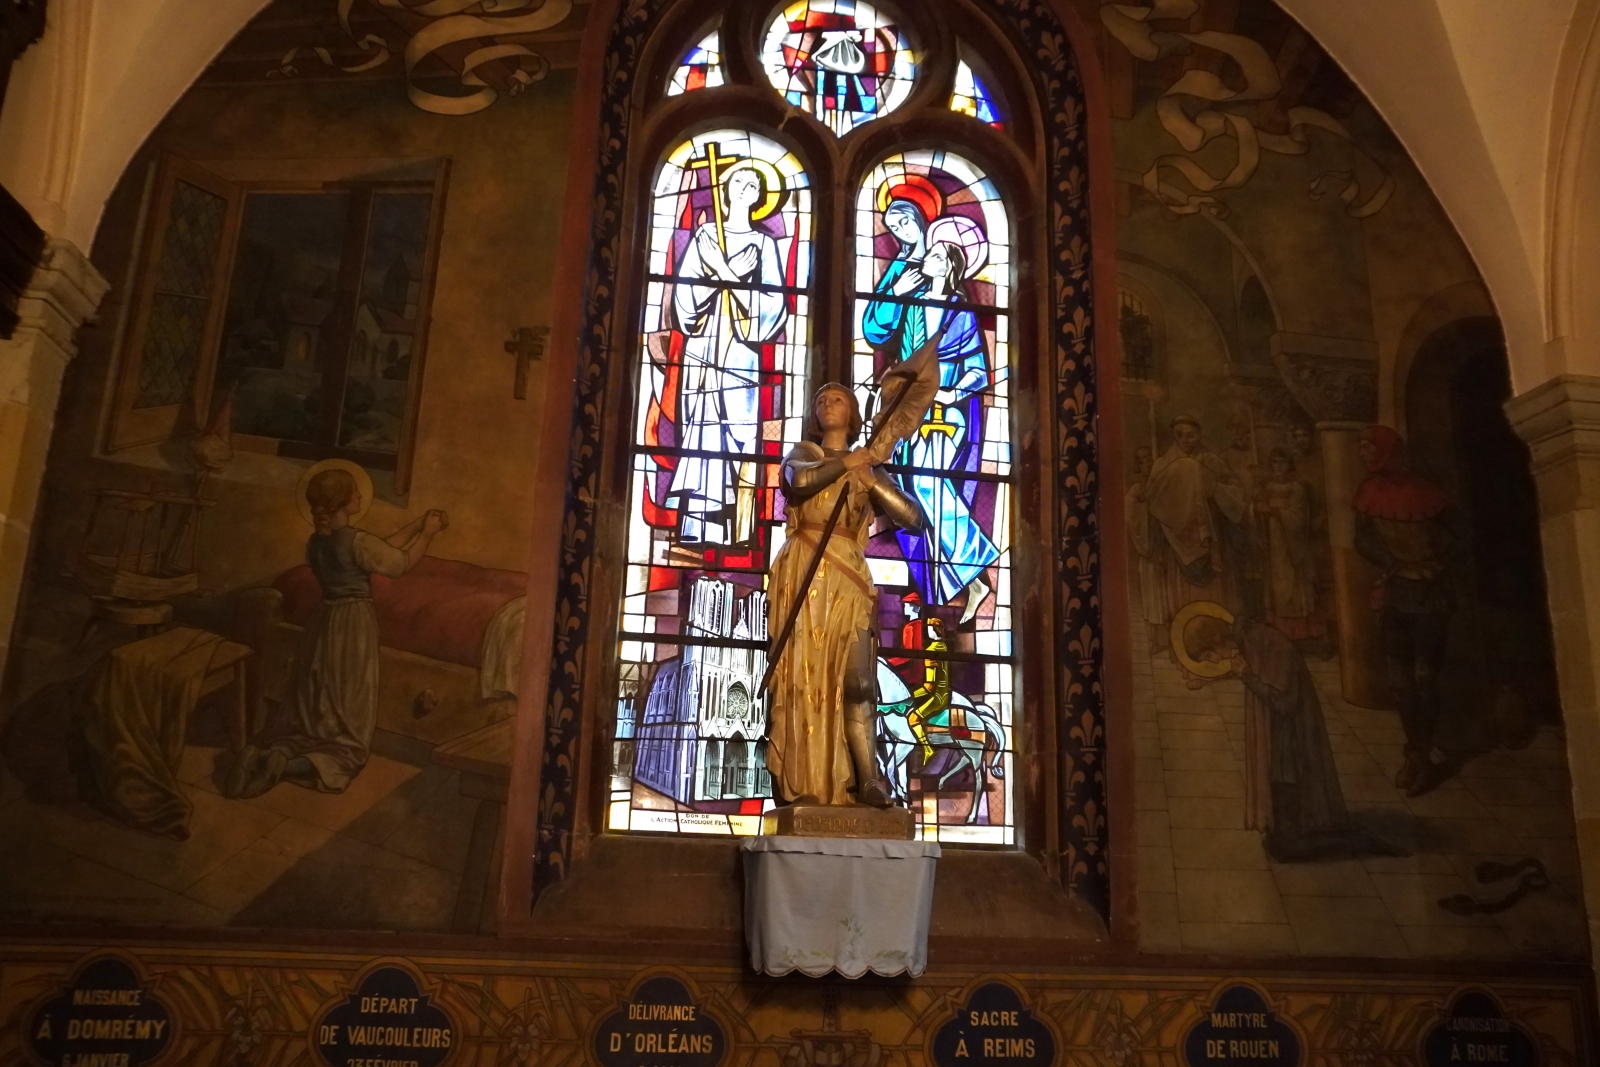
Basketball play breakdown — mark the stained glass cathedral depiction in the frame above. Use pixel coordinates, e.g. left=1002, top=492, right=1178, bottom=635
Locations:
left=611, top=3, right=1019, bottom=842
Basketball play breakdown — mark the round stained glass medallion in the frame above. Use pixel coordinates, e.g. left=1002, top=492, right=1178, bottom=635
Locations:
left=761, top=0, right=916, bottom=137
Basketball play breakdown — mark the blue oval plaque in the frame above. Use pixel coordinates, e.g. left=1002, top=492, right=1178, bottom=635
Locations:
left=929, top=982, right=1055, bottom=1067
left=1182, top=984, right=1301, bottom=1067
left=1421, top=990, right=1538, bottom=1067
left=25, top=954, right=174, bottom=1067
left=592, top=975, right=726, bottom=1067
left=311, top=963, right=456, bottom=1067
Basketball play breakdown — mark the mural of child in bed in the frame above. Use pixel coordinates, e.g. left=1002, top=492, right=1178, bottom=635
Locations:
left=225, top=460, right=449, bottom=798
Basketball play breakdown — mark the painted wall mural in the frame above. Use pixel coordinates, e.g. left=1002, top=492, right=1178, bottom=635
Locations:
left=1110, top=0, right=1582, bottom=959
left=0, top=0, right=1586, bottom=998
left=0, top=0, right=581, bottom=935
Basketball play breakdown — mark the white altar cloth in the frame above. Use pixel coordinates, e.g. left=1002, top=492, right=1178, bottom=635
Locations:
left=742, top=835, right=941, bottom=978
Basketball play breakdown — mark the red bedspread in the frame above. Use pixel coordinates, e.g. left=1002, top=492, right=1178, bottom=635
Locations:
left=274, top=556, right=526, bottom=668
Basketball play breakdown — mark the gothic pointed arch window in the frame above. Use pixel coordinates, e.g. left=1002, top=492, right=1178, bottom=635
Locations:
left=541, top=0, right=1107, bottom=912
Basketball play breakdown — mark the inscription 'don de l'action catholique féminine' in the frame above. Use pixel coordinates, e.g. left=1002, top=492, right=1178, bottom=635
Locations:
left=764, top=804, right=915, bottom=839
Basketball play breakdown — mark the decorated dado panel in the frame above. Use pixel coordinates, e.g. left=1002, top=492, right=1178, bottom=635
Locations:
left=0, top=946, right=1587, bottom=1065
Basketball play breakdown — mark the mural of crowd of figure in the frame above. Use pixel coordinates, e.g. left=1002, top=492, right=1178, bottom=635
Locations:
left=1126, top=414, right=1461, bottom=800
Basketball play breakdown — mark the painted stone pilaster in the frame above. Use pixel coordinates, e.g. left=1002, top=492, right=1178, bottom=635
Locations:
left=1506, top=373, right=1600, bottom=963
left=1271, top=332, right=1385, bottom=708
left=0, top=238, right=108, bottom=680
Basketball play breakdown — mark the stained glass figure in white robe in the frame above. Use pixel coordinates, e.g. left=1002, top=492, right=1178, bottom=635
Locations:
left=668, top=162, right=790, bottom=545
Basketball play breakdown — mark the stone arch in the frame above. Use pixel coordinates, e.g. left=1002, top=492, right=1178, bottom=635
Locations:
left=1548, top=0, right=1600, bottom=349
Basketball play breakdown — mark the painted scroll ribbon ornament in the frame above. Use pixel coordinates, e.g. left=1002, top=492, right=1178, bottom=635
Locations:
left=272, top=0, right=572, bottom=116
left=1100, top=0, right=1393, bottom=218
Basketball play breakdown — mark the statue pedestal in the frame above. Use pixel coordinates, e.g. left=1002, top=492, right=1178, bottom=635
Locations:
left=763, top=802, right=915, bottom=839
left=741, top=836, right=940, bottom=977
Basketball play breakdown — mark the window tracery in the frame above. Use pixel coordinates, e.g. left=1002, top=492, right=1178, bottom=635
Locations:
left=667, top=30, right=723, bottom=95
left=950, top=58, right=1002, bottom=128
left=760, top=0, right=917, bottom=136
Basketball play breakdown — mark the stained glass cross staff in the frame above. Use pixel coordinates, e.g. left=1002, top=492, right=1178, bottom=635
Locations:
left=687, top=141, right=739, bottom=250
left=686, top=142, right=749, bottom=332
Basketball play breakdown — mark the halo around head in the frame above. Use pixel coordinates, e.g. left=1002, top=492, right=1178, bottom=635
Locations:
left=925, top=214, right=989, bottom=278
left=876, top=173, right=943, bottom=221
left=721, top=157, right=788, bottom=221
left=1170, top=601, right=1236, bottom=679
left=296, top=459, right=373, bottom=527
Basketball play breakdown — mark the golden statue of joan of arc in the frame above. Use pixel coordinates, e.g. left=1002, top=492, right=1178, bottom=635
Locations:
left=761, top=334, right=941, bottom=807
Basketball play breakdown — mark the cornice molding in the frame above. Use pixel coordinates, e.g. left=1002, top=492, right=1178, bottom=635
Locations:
left=1506, top=374, right=1600, bottom=460
left=1505, top=373, right=1600, bottom=514
left=0, top=236, right=107, bottom=407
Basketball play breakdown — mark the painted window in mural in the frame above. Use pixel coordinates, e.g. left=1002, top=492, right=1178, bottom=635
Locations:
left=135, top=181, right=230, bottom=410
left=760, top=0, right=916, bottom=137
left=610, top=128, right=813, bottom=835
left=853, top=149, right=1014, bottom=843
left=949, top=58, right=1002, bottom=129
left=667, top=30, right=724, bottom=95
left=212, top=181, right=442, bottom=474
left=108, top=157, right=243, bottom=451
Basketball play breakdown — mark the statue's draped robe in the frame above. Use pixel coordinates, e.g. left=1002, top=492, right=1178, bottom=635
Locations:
left=765, top=443, right=877, bottom=805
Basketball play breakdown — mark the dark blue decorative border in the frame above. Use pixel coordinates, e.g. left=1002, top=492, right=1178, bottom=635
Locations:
left=984, top=0, right=1107, bottom=918
left=536, top=0, right=1106, bottom=921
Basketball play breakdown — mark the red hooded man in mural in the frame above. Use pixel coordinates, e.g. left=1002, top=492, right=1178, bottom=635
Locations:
left=1353, top=424, right=1463, bottom=797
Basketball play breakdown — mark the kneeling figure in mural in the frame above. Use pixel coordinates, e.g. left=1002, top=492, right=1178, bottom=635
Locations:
left=1177, top=602, right=1406, bottom=862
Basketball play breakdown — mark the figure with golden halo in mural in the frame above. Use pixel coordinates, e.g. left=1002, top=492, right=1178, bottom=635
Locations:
left=763, top=341, right=940, bottom=809
left=225, top=460, right=449, bottom=799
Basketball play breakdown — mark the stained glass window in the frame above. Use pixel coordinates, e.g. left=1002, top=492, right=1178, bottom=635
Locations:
left=667, top=30, right=723, bottom=95
left=949, top=58, right=1002, bottom=129
left=761, top=0, right=916, bottom=137
left=610, top=128, right=813, bottom=835
left=852, top=149, right=1014, bottom=844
